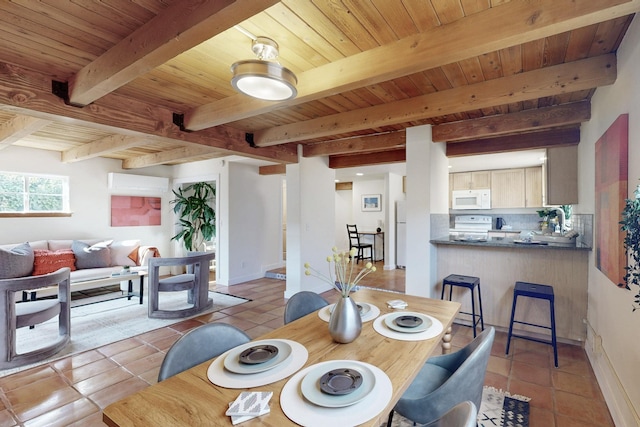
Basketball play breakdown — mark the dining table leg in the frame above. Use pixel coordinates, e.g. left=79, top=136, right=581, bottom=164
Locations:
left=441, top=326, right=452, bottom=354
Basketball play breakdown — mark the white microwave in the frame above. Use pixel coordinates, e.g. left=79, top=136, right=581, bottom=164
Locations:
left=452, top=189, right=491, bottom=210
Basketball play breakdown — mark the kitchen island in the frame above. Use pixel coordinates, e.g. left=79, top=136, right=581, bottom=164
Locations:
left=431, top=236, right=591, bottom=343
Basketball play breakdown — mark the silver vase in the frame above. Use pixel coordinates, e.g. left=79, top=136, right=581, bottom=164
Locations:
left=328, top=295, right=362, bottom=343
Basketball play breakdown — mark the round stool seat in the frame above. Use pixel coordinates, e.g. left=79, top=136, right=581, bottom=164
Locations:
left=441, top=274, right=484, bottom=337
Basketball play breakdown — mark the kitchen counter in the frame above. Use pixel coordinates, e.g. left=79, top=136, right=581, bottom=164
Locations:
left=431, top=236, right=591, bottom=251
left=431, top=236, right=589, bottom=343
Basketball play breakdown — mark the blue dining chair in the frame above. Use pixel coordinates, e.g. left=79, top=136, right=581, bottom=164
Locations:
left=387, top=327, right=494, bottom=425
left=158, top=323, right=250, bottom=381
left=284, top=291, right=329, bottom=324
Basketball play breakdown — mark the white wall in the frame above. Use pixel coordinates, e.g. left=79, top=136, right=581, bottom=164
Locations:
left=285, top=154, right=335, bottom=298
left=227, top=162, right=283, bottom=284
left=172, top=158, right=283, bottom=286
left=351, top=179, right=385, bottom=231
left=580, top=14, right=640, bottom=426
left=334, top=189, right=352, bottom=251
left=0, top=146, right=173, bottom=256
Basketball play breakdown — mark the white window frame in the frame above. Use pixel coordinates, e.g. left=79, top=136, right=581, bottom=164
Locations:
left=0, top=171, right=70, bottom=215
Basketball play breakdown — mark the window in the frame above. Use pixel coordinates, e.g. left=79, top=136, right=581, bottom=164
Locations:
left=0, top=172, right=70, bottom=214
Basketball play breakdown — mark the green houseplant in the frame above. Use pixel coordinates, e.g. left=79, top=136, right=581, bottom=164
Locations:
left=170, top=182, right=216, bottom=252
left=619, top=184, right=640, bottom=311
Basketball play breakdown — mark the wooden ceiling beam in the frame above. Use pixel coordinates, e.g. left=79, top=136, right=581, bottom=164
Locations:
left=259, top=164, right=287, bottom=175
left=62, top=135, right=151, bottom=163
left=253, top=54, right=616, bottom=146
left=66, top=0, right=278, bottom=106
left=184, top=0, right=638, bottom=131
left=0, top=61, right=297, bottom=165
left=446, top=127, right=581, bottom=157
left=122, top=146, right=224, bottom=169
left=303, top=131, right=406, bottom=157
left=329, top=149, right=406, bottom=169
left=0, top=114, right=50, bottom=150
left=432, top=101, right=591, bottom=142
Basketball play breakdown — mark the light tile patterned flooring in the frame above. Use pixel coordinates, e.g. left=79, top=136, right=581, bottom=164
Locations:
left=0, top=263, right=614, bottom=426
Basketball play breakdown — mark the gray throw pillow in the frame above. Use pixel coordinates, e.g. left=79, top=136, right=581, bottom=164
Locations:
left=0, top=242, right=34, bottom=279
left=72, top=240, right=112, bottom=269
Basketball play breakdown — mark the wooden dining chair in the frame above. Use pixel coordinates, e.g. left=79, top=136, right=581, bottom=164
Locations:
left=346, top=224, right=373, bottom=264
left=387, top=327, right=494, bottom=426
left=158, top=323, right=250, bottom=381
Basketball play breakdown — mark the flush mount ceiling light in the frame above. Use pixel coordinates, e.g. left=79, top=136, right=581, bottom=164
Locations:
left=230, top=36, right=297, bottom=101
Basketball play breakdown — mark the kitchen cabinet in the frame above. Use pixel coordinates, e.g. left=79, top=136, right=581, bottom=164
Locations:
left=451, top=171, right=491, bottom=190
left=525, top=167, right=544, bottom=207
left=491, top=169, right=526, bottom=208
left=450, top=165, right=545, bottom=209
left=547, top=146, right=578, bottom=205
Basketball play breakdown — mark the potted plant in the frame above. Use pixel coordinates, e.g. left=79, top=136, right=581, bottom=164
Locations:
left=619, top=185, right=640, bottom=311
left=536, top=208, right=558, bottom=231
left=170, top=182, right=216, bottom=252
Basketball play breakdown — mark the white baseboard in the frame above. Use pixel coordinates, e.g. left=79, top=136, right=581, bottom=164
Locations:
left=586, top=331, right=640, bottom=427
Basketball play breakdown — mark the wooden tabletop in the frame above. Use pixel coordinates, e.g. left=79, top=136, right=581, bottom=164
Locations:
left=102, top=289, right=460, bottom=427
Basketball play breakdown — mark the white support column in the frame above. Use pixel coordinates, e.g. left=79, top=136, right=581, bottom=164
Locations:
left=405, top=125, right=448, bottom=297
left=285, top=146, right=336, bottom=298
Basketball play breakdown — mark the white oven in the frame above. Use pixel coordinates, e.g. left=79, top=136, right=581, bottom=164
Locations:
left=451, top=189, right=491, bottom=210
left=449, top=215, right=492, bottom=240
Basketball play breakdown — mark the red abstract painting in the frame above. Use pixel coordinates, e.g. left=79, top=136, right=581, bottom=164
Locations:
left=111, top=195, right=161, bottom=227
left=595, top=114, right=628, bottom=287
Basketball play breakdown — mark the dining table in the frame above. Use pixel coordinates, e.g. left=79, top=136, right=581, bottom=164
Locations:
left=102, top=288, right=460, bottom=427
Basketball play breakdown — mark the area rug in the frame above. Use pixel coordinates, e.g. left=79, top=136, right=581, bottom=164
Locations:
left=1, top=290, right=249, bottom=377
left=386, top=386, right=530, bottom=427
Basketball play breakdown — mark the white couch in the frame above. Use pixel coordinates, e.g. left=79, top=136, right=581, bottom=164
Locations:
left=0, top=239, right=159, bottom=299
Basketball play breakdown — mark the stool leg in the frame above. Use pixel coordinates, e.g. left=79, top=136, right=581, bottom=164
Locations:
left=506, top=294, right=518, bottom=356
left=441, top=283, right=446, bottom=300
left=477, top=283, right=485, bottom=332
left=550, top=299, right=558, bottom=368
left=470, top=287, right=477, bottom=338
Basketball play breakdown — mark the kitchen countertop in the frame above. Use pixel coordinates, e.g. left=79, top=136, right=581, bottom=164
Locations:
left=431, top=236, right=591, bottom=251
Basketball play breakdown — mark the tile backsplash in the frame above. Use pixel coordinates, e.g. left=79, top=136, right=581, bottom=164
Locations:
left=436, top=212, right=593, bottom=247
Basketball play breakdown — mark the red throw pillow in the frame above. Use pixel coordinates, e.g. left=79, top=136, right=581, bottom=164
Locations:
left=32, top=249, right=77, bottom=276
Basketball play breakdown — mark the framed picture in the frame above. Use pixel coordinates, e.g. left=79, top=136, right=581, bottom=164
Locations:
left=111, top=195, right=161, bottom=227
left=361, top=194, right=381, bottom=212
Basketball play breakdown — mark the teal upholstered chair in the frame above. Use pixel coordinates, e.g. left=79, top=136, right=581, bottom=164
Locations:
left=387, top=327, right=494, bottom=425
left=284, top=291, right=329, bottom=324
left=158, top=323, right=250, bottom=381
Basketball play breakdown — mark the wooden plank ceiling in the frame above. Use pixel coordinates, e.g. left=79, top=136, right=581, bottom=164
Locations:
left=0, top=0, right=637, bottom=171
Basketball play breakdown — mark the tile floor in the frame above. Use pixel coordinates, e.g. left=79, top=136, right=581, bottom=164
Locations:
left=0, top=264, right=614, bottom=426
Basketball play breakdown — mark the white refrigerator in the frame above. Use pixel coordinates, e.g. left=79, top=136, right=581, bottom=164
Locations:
left=396, top=201, right=406, bottom=268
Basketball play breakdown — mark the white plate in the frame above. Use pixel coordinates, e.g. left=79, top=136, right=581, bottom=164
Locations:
left=224, top=340, right=292, bottom=374
left=384, top=312, right=432, bottom=333
left=328, top=302, right=371, bottom=317
left=300, top=361, right=376, bottom=408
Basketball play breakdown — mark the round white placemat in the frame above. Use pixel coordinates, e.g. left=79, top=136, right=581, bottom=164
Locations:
left=207, top=339, right=308, bottom=388
left=280, top=360, right=392, bottom=427
left=318, top=302, right=380, bottom=323
left=373, top=312, right=443, bottom=341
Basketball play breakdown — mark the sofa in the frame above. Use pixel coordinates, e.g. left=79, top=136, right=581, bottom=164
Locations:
left=0, top=239, right=160, bottom=299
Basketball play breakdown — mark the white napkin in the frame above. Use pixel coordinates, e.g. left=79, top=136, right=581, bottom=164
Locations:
left=226, top=391, right=272, bottom=424
left=387, top=299, right=408, bottom=309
